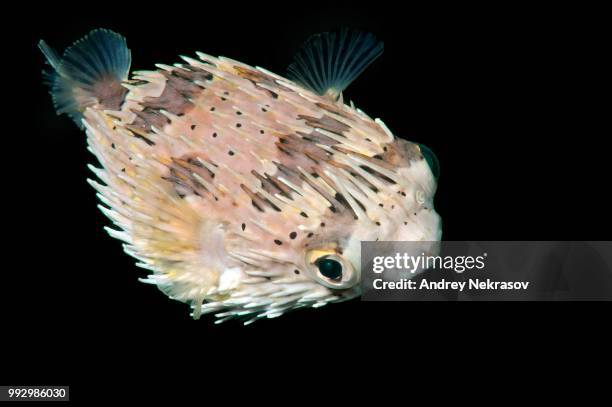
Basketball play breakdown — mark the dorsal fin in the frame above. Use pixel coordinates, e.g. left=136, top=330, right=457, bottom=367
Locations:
left=287, top=28, right=384, bottom=101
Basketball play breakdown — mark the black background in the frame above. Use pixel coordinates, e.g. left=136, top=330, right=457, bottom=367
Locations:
left=4, top=1, right=609, bottom=398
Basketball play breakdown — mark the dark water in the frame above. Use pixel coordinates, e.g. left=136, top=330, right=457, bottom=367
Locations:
left=3, top=1, right=609, bottom=399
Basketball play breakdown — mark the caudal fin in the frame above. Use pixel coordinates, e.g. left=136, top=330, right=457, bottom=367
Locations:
left=39, top=29, right=131, bottom=128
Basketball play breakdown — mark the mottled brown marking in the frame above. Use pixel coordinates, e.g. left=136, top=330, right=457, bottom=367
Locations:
left=170, top=65, right=214, bottom=83
left=164, top=154, right=217, bottom=200
left=251, top=171, right=292, bottom=198
left=132, top=107, right=169, bottom=131
left=298, top=114, right=350, bottom=135
left=383, top=139, right=421, bottom=165
left=276, top=134, right=332, bottom=163
left=233, top=66, right=294, bottom=92
left=326, top=157, right=358, bottom=173
left=275, top=164, right=304, bottom=191
left=276, top=144, right=294, bottom=157
left=240, top=184, right=280, bottom=212
left=296, top=130, right=337, bottom=146
left=315, top=102, right=353, bottom=120
left=94, top=75, right=128, bottom=110
left=132, top=67, right=210, bottom=131
left=297, top=168, right=346, bottom=214
left=142, top=73, right=195, bottom=114
left=360, top=165, right=396, bottom=185
left=332, top=145, right=398, bottom=172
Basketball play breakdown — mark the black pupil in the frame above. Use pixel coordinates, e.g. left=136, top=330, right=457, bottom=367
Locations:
left=317, top=258, right=343, bottom=281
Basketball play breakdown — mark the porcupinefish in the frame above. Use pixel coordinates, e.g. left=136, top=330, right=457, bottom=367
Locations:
left=39, top=28, right=442, bottom=324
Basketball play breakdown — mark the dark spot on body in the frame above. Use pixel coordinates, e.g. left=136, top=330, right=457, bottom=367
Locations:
left=274, top=239, right=282, bottom=245
left=191, top=124, right=196, bottom=130
left=294, top=269, right=300, bottom=275
left=212, top=132, right=217, bottom=138
left=236, top=111, right=242, bottom=115
left=376, top=221, right=381, bottom=226
left=300, top=211, right=308, bottom=218
left=262, top=107, right=268, bottom=112
left=307, top=232, right=314, bottom=238
left=228, top=150, right=235, bottom=156
left=236, top=123, right=242, bottom=128
left=111, top=143, right=116, bottom=149
left=298, top=114, right=350, bottom=135
left=320, top=222, right=325, bottom=227
left=210, top=107, right=216, bottom=111
left=289, top=232, right=297, bottom=239
left=241, top=223, right=246, bottom=231
left=260, top=130, right=264, bottom=134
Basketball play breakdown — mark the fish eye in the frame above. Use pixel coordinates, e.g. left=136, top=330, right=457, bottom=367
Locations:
left=305, top=249, right=359, bottom=289
left=419, top=144, right=440, bottom=179
left=316, top=258, right=343, bottom=281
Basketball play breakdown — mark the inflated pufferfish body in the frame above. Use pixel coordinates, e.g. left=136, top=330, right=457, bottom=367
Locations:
left=40, top=29, right=442, bottom=324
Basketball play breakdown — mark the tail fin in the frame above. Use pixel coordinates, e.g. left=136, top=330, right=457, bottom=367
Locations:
left=39, top=29, right=131, bottom=128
